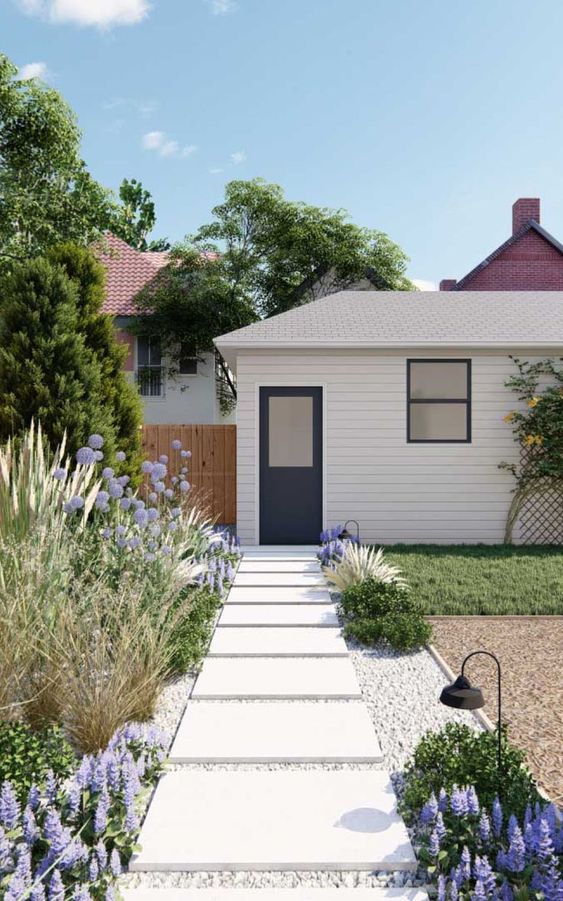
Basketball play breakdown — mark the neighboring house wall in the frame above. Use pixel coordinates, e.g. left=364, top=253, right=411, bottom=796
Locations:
left=234, top=348, right=544, bottom=545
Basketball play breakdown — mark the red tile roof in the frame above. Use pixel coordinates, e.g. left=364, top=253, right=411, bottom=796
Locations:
left=95, top=234, right=170, bottom=317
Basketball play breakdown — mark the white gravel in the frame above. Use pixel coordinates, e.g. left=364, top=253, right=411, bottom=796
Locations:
left=121, top=582, right=481, bottom=893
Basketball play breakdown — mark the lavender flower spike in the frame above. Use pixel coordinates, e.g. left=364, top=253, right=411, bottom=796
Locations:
left=492, top=796, right=503, bottom=837
left=0, top=781, right=21, bottom=830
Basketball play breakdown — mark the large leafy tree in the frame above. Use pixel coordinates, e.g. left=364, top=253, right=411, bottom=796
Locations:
left=0, top=55, right=115, bottom=262
left=0, top=258, right=117, bottom=455
left=135, top=178, right=414, bottom=409
left=110, top=178, right=170, bottom=252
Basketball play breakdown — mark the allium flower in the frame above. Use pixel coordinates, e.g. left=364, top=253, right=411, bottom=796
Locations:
left=147, top=507, right=160, bottom=522
left=0, top=782, right=21, bottom=829
left=134, top=508, right=149, bottom=528
left=147, top=540, right=157, bottom=551
left=115, top=524, right=127, bottom=537
left=93, top=450, right=104, bottom=462
left=128, top=536, right=141, bottom=549
left=117, top=474, right=130, bottom=486
left=88, top=434, right=104, bottom=450
left=141, top=460, right=153, bottom=474
left=168, top=521, right=178, bottom=533
left=171, top=507, right=181, bottom=518
left=151, top=463, right=167, bottom=481
left=145, top=552, right=156, bottom=562
left=171, top=476, right=178, bottom=484
left=492, top=797, right=503, bottom=837
left=108, top=480, right=124, bottom=498
left=149, top=524, right=161, bottom=538
left=181, top=449, right=192, bottom=458
left=164, top=488, right=174, bottom=499
left=76, top=446, right=96, bottom=466
left=69, top=495, right=85, bottom=510
left=95, top=490, right=110, bottom=509
left=101, top=527, right=113, bottom=539
left=180, top=466, right=188, bottom=474
left=102, top=467, right=114, bottom=480
left=116, top=450, right=126, bottom=462
left=148, top=491, right=158, bottom=503
left=171, top=439, right=182, bottom=450
left=116, top=538, right=127, bottom=549
left=179, top=480, right=190, bottom=492
left=52, top=467, right=67, bottom=481
left=159, top=454, right=169, bottom=464
left=154, top=480, right=166, bottom=493
left=161, top=545, right=171, bottom=555
left=120, top=497, right=132, bottom=511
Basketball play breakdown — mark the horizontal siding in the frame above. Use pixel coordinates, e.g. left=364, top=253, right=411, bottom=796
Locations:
left=235, top=351, right=537, bottom=545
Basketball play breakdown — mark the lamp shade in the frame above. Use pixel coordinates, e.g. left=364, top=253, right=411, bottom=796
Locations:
left=439, top=674, right=485, bottom=711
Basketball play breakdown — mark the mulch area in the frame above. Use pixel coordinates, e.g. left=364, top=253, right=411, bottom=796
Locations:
left=429, top=617, right=563, bottom=805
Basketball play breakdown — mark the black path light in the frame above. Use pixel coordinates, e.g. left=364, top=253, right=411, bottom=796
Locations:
left=339, top=520, right=360, bottom=543
left=439, top=650, right=503, bottom=792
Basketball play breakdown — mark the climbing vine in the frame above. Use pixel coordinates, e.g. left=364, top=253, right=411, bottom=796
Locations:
left=500, top=357, right=563, bottom=543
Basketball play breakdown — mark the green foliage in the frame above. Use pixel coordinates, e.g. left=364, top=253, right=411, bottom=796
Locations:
left=340, top=577, right=432, bottom=650
left=400, top=722, right=539, bottom=823
left=135, top=178, right=414, bottom=409
left=110, top=177, right=169, bottom=251
left=0, top=54, right=115, bottom=261
left=0, top=721, right=75, bottom=803
left=46, top=243, right=144, bottom=475
left=383, top=544, right=563, bottom=615
left=0, top=257, right=117, bottom=455
left=167, top=585, right=223, bottom=674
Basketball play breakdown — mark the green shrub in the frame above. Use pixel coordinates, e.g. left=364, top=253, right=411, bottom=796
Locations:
left=400, top=722, right=539, bottom=823
left=340, top=577, right=432, bottom=650
left=0, top=721, right=75, bottom=803
left=167, top=585, right=222, bottom=674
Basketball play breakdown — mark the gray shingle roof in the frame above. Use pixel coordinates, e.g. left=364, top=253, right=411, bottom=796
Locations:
left=214, top=291, right=563, bottom=350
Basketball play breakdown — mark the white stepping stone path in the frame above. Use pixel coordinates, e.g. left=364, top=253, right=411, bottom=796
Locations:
left=127, top=546, right=419, bottom=895
left=218, top=603, right=339, bottom=627
left=208, top=626, right=348, bottom=657
left=170, top=701, right=382, bottom=763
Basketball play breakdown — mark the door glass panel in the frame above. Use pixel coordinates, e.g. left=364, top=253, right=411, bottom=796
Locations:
left=269, top=396, right=313, bottom=467
left=410, top=403, right=468, bottom=440
left=410, top=362, right=468, bottom=399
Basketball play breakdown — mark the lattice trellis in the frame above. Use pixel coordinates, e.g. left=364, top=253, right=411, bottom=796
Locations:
left=516, top=448, right=563, bottom=545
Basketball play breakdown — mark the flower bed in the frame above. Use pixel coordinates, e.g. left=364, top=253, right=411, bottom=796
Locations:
left=0, top=425, right=240, bottom=897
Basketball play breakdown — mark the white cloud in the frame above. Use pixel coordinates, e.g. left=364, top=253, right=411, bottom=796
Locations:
left=17, top=0, right=150, bottom=27
left=18, top=61, right=49, bottom=80
left=230, top=150, right=246, bottom=165
left=412, top=278, right=438, bottom=292
left=209, top=167, right=223, bottom=174
left=208, top=0, right=236, bottom=14
left=142, top=131, right=197, bottom=159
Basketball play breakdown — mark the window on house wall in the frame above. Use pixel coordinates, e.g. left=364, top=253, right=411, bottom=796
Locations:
left=136, top=336, right=164, bottom=397
left=407, top=359, right=471, bottom=443
left=179, top=355, right=198, bottom=375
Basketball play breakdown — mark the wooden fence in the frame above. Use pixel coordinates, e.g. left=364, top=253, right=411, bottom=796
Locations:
left=142, top=425, right=236, bottom=524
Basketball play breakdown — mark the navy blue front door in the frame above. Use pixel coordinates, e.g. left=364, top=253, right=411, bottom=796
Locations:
left=259, top=387, right=322, bottom=545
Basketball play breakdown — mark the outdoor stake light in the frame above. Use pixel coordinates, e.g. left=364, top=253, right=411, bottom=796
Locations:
left=439, top=650, right=503, bottom=793
left=339, top=520, right=360, bottom=543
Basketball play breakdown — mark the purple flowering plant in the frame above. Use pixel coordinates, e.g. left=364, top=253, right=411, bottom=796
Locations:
left=416, top=784, right=562, bottom=900
left=0, top=725, right=166, bottom=900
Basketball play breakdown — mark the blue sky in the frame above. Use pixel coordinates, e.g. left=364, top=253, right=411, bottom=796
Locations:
left=3, top=0, right=563, bottom=287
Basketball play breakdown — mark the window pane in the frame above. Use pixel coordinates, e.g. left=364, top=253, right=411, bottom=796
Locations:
left=137, top=336, right=149, bottom=366
left=269, top=396, right=313, bottom=467
left=179, top=357, right=198, bottom=375
left=149, top=338, right=162, bottom=366
left=410, top=362, right=468, bottom=399
left=410, top=403, right=468, bottom=441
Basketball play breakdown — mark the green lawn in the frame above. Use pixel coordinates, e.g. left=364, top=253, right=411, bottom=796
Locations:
left=381, top=545, right=563, bottom=615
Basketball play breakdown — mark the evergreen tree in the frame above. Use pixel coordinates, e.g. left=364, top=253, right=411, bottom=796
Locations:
left=46, top=244, right=144, bottom=474
left=0, top=258, right=116, bottom=455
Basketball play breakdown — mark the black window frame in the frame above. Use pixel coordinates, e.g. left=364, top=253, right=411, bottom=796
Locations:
left=136, top=336, right=165, bottom=398
left=179, top=356, right=198, bottom=375
left=406, top=358, right=472, bottom=444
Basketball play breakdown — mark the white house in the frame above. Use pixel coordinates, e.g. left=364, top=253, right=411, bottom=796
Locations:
left=214, top=290, right=563, bottom=545
left=98, top=235, right=234, bottom=425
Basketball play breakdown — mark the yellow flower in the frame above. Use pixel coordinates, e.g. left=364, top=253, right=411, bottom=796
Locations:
left=503, top=412, right=515, bottom=423
left=534, top=435, right=544, bottom=446
left=523, top=434, right=543, bottom=447
left=528, top=396, right=540, bottom=408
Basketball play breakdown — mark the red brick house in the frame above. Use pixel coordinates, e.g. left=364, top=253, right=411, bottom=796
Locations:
left=440, top=198, right=563, bottom=291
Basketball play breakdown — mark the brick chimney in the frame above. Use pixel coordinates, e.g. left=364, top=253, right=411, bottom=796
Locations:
left=439, top=279, right=457, bottom=291
left=512, top=198, right=540, bottom=234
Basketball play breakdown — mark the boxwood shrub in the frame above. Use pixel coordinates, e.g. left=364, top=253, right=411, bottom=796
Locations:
left=340, top=577, right=432, bottom=650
